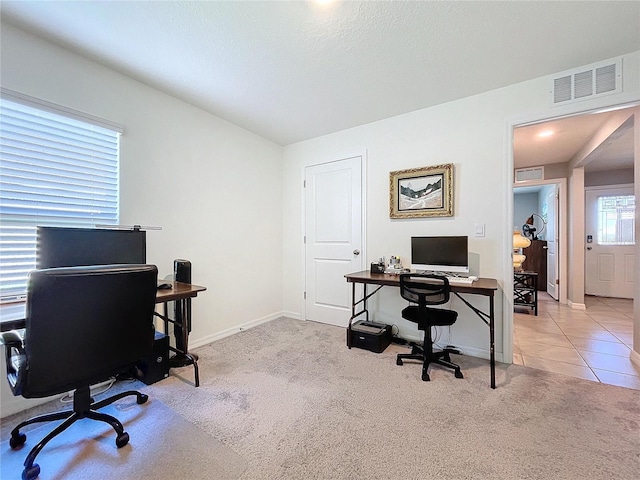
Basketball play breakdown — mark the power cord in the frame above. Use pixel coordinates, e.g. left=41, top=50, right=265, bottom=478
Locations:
left=390, top=324, right=408, bottom=344
left=59, top=377, right=117, bottom=404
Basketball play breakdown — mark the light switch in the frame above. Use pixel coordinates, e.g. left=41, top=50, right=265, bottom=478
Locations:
left=474, top=224, right=485, bottom=237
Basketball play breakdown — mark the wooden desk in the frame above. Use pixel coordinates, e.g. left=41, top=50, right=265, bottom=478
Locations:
left=153, top=281, right=206, bottom=387
left=0, top=281, right=207, bottom=386
left=345, top=271, right=499, bottom=388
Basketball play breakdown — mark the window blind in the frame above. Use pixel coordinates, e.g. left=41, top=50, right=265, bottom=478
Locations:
left=0, top=98, right=120, bottom=300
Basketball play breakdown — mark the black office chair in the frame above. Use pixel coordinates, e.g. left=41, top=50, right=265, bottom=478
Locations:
left=396, top=273, right=463, bottom=381
left=1, top=264, right=158, bottom=480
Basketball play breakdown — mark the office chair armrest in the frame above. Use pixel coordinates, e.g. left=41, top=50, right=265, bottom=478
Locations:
left=1, top=329, right=26, bottom=396
left=0, top=329, right=25, bottom=347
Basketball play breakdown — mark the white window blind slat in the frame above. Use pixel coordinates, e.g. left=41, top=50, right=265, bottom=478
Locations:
left=2, top=133, right=119, bottom=163
left=0, top=97, right=120, bottom=300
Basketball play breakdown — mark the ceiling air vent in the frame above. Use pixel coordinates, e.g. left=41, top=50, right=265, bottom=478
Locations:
left=551, top=58, right=622, bottom=106
left=515, top=167, right=544, bottom=183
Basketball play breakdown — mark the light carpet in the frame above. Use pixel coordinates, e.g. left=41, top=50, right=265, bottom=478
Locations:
left=3, top=316, right=639, bottom=479
left=1, top=396, right=246, bottom=480
left=144, top=317, right=640, bottom=480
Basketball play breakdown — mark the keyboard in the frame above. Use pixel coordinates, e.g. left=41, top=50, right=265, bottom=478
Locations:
left=445, top=276, right=475, bottom=285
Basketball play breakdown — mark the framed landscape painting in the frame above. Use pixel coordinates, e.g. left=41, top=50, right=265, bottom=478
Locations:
left=389, top=163, right=453, bottom=218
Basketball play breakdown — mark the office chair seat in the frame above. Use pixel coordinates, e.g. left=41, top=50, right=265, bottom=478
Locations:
left=396, top=274, right=463, bottom=382
left=401, top=305, right=458, bottom=326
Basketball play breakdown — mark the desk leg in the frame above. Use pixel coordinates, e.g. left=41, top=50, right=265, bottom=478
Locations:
left=347, top=282, right=377, bottom=349
left=348, top=283, right=368, bottom=349
left=489, top=296, right=495, bottom=389
left=453, top=292, right=496, bottom=389
left=347, top=282, right=355, bottom=349
left=164, top=298, right=200, bottom=387
left=163, top=303, right=169, bottom=335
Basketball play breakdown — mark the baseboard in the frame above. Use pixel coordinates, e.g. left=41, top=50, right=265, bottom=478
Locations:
left=404, top=337, right=503, bottom=363
left=189, top=311, right=286, bottom=349
left=631, top=349, right=640, bottom=368
left=453, top=345, right=504, bottom=363
left=568, top=300, right=586, bottom=310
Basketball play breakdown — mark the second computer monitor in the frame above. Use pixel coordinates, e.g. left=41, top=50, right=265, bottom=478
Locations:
left=37, top=226, right=146, bottom=269
left=410, top=235, right=469, bottom=274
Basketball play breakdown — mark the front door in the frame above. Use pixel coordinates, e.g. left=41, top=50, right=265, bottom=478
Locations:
left=304, top=156, right=363, bottom=327
left=585, top=186, right=635, bottom=298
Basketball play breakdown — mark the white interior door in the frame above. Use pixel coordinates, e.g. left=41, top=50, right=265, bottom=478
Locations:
left=585, top=186, right=635, bottom=298
left=305, top=156, right=363, bottom=327
left=546, top=186, right=559, bottom=299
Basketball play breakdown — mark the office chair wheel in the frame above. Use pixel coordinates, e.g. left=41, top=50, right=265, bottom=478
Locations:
left=115, top=432, right=130, bottom=448
left=137, top=393, right=149, bottom=404
left=10, top=432, right=26, bottom=449
left=421, top=370, right=430, bottom=382
left=396, top=357, right=403, bottom=366
left=455, top=370, right=464, bottom=379
left=22, top=463, right=40, bottom=480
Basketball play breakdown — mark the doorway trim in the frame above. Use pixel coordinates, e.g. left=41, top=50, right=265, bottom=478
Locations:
left=504, top=97, right=640, bottom=364
left=514, top=178, right=568, bottom=305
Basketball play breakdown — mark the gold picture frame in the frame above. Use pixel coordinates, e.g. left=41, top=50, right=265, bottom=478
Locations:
left=389, top=163, right=453, bottom=218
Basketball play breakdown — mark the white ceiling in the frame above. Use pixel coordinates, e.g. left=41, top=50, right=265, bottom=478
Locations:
left=514, top=107, right=636, bottom=173
left=1, top=1, right=639, bottom=147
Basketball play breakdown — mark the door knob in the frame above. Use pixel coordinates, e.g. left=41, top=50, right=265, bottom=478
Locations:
left=587, top=246, right=592, bottom=251
left=353, top=249, right=360, bottom=256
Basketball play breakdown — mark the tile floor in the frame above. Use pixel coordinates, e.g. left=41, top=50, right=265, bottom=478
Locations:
left=513, top=293, right=639, bottom=390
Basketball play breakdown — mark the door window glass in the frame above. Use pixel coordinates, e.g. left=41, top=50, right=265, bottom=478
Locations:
left=597, top=195, right=635, bottom=245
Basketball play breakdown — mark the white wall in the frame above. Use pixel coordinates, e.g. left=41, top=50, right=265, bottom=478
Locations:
left=1, top=23, right=284, bottom=416
left=514, top=192, right=539, bottom=232
left=282, top=51, right=640, bottom=362
left=585, top=168, right=634, bottom=187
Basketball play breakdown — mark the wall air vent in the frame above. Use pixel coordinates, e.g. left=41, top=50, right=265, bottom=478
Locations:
left=551, top=58, right=622, bottom=106
left=514, top=167, right=544, bottom=183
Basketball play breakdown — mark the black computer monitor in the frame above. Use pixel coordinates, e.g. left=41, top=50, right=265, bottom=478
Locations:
left=410, top=236, right=469, bottom=274
left=37, top=226, right=146, bottom=269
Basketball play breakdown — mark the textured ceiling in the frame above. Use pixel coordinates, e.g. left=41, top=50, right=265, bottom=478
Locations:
left=1, top=1, right=639, bottom=146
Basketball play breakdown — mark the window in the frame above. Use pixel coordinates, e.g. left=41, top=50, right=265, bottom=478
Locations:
left=0, top=95, right=121, bottom=301
left=596, top=194, right=635, bottom=245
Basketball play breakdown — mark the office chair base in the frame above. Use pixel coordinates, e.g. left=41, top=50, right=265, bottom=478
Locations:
left=9, top=386, right=148, bottom=480
left=396, top=348, right=463, bottom=381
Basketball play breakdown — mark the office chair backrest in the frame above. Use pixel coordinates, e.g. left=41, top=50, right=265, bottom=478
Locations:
left=399, top=274, right=450, bottom=307
left=23, top=264, right=158, bottom=398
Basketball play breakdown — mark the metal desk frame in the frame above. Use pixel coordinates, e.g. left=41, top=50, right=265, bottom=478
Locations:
left=345, top=271, right=499, bottom=389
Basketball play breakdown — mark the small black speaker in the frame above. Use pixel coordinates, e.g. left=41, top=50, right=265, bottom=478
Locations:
left=136, top=331, right=170, bottom=385
left=174, top=259, right=192, bottom=284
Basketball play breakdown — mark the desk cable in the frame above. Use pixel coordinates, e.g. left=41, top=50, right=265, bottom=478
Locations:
left=59, top=377, right=118, bottom=404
